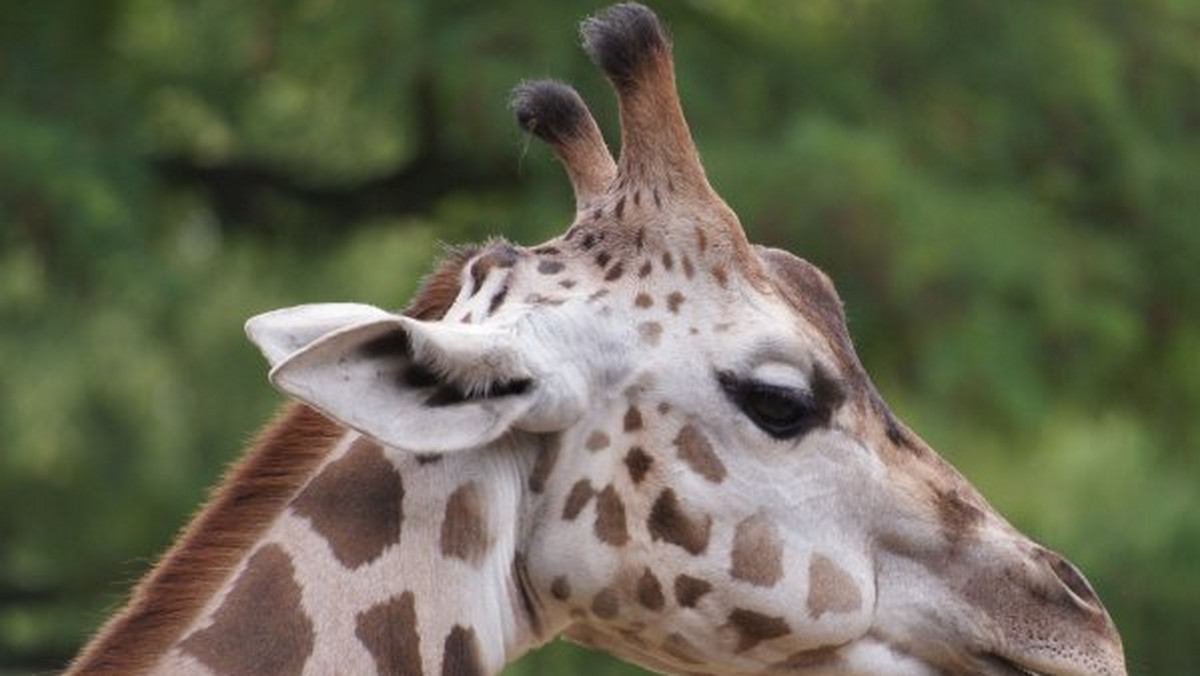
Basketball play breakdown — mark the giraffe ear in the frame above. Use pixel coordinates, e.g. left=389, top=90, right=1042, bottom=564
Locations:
left=245, top=304, right=546, bottom=453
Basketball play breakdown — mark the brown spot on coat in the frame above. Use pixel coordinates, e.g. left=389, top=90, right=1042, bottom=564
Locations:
left=662, top=252, right=674, bottom=270
left=726, top=608, right=790, bottom=652
left=615, top=194, right=627, bottom=220
left=591, top=587, right=620, bottom=619
left=441, top=482, right=491, bottom=565
left=674, top=575, right=712, bottom=608
left=624, top=447, right=653, bottom=484
left=682, top=255, right=695, bottom=279
left=537, top=260, right=565, bottom=275
left=634, top=293, right=654, bottom=309
left=586, top=430, right=611, bottom=451
left=807, top=554, right=862, bottom=618
left=623, top=406, right=644, bottom=432
left=674, top=425, right=726, bottom=483
left=605, top=262, right=625, bottom=281
left=638, top=260, right=653, bottom=278
left=695, top=226, right=708, bottom=253
left=666, top=291, right=685, bottom=313
left=594, top=485, right=630, bottom=546
left=442, top=625, right=484, bottom=676
left=648, top=489, right=712, bottom=555
left=637, top=568, right=665, bottom=611
left=730, top=513, right=784, bottom=587
left=638, top=321, right=663, bottom=346
left=292, top=437, right=403, bottom=569
left=550, top=576, right=572, bottom=601
left=563, top=480, right=595, bottom=520
left=712, top=267, right=728, bottom=287
left=355, top=591, right=423, bottom=676
left=180, top=545, right=313, bottom=676
left=527, top=438, right=560, bottom=493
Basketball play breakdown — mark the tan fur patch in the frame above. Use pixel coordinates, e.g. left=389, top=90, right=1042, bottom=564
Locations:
left=563, top=480, right=596, bottom=520
left=726, top=608, right=790, bottom=652
left=594, top=484, right=630, bottom=546
left=623, top=405, right=645, bottom=432
left=292, top=437, right=403, bottom=569
left=730, top=513, right=784, bottom=587
left=674, top=574, right=713, bottom=608
left=550, top=576, right=572, bottom=601
left=442, top=625, right=484, bottom=676
left=624, top=446, right=654, bottom=484
left=637, top=568, right=666, bottom=611
left=638, top=321, right=664, bottom=346
left=355, top=591, right=424, bottom=676
left=675, top=425, right=727, bottom=483
left=527, top=436, right=560, bottom=494
left=179, top=544, right=313, bottom=676
left=666, top=291, right=685, bottom=313
left=586, top=430, right=612, bottom=451
left=441, top=482, right=491, bottom=565
left=592, top=587, right=620, bottom=619
left=807, top=554, right=862, bottom=618
left=648, top=488, right=712, bottom=555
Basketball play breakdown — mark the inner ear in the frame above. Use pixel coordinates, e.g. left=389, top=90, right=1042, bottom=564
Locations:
left=267, top=316, right=538, bottom=453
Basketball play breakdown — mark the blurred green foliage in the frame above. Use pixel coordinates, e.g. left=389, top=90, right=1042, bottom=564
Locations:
left=1, top=0, right=1198, bottom=673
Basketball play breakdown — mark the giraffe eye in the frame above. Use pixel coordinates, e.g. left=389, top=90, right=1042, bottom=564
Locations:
left=718, top=372, right=823, bottom=439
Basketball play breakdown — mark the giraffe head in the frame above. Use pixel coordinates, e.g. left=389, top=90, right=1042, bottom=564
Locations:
left=247, top=4, right=1125, bottom=675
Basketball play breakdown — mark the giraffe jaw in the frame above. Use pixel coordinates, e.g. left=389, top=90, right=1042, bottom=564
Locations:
left=983, top=653, right=1050, bottom=676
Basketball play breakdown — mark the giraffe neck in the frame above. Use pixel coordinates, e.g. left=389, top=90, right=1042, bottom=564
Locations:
left=73, top=406, right=557, bottom=676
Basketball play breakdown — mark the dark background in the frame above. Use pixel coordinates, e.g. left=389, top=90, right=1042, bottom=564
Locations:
left=2, top=1, right=1198, bottom=673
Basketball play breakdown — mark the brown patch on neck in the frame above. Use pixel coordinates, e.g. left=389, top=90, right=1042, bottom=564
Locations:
left=291, top=437, right=404, bottom=568
left=442, top=625, right=485, bottom=676
left=440, top=481, right=492, bottom=565
left=356, top=591, right=424, bottom=676
left=180, top=544, right=314, bottom=676
left=594, top=484, right=630, bottom=546
left=66, top=405, right=343, bottom=676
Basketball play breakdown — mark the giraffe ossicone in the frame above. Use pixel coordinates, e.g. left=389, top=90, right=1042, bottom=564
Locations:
left=69, top=4, right=1126, bottom=676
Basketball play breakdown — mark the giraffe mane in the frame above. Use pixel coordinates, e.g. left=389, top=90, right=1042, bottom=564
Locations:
left=66, top=248, right=477, bottom=675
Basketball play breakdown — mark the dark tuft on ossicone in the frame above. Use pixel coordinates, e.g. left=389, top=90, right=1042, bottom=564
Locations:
left=511, top=80, right=587, bottom=144
left=581, top=2, right=670, bottom=90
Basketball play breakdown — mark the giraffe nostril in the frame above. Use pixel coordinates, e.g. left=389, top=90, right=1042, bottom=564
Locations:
left=1036, top=547, right=1101, bottom=611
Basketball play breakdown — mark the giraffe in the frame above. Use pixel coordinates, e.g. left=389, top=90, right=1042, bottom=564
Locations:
left=67, top=4, right=1126, bottom=676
